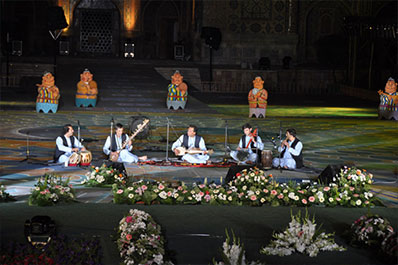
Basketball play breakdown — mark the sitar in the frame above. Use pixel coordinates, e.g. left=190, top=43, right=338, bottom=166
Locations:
left=174, top=147, right=214, bottom=156
left=110, top=119, right=150, bottom=162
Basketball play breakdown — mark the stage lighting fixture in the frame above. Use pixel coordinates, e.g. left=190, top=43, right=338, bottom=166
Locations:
left=124, top=43, right=135, bottom=58
left=24, top=215, right=56, bottom=248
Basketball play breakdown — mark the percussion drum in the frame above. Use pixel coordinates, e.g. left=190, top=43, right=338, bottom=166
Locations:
left=68, top=152, right=81, bottom=167
left=261, top=150, right=273, bottom=169
left=80, top=150, right=92, bottom=166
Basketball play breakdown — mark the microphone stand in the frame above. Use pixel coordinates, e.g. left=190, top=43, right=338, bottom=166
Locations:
left=166, top=117, right=170, bottom=161
left=255, top=127, right=260, bottom=167
left=19, top=131, right=41, bottom=163
left=224, top=120, right=229, bottom=160
left=278, top=121, right=283, bottom=173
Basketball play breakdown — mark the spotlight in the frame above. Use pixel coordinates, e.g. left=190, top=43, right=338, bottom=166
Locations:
left=24, top=215, right=56, bottom=248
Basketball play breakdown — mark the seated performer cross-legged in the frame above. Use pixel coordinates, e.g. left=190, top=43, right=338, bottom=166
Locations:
left=273, top=128, right=303, bottom=169
left=103, top=123, right=147, bottom=163
left=230, top=123, right=264, bottom=164
left=172, top=125, right=210, bottom=164
left=54, top=124, right=86, bottom=164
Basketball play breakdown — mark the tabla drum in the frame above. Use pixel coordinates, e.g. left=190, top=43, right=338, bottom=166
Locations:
left=261, top=150, right=273, bottom=169
left=68, top=152, right=81, bottom=167
left=80, top=150, right=92, bottom=166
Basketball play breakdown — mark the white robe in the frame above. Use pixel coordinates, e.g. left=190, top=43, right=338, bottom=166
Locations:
left=172, top=135, right=209, bottom=164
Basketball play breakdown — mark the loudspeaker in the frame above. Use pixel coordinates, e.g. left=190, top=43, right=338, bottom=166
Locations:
left=201, top=27, right=222, bottom=50
left=225, top=165, right=254, bottom=184
left=48, top=6, right=68, bottom=30
left=317, top=163, right=355, bottom=184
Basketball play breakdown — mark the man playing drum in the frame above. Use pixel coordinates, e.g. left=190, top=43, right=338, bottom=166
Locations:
left=103, top=123, right=147, bottom=163
left=230, top=123, right=264, bottom=164
left=54, top=124, right=86, bottom=164
left=172, top=125, right=210, bottom=164
left=273, top=128, right=303, bottom=169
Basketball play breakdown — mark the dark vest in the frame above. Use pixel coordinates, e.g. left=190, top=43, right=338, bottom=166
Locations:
left=54, top=135, right=76, bottom=161
left=110, top=134, right=127, bottom=152
left=241, top=135, right=257, bottom=149
left=182, top=134, right=201, bottom=149
left=280, top=138, right=303, bottom=168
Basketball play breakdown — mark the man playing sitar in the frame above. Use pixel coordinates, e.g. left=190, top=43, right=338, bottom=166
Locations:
left=103, top=122, right=147, bottom=163
left=171, top=125, right=211, bottom=164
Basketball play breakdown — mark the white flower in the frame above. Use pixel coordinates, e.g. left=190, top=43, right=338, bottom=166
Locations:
left=128, top=193, right=134, bottom=199
left=356, top=199, right=362, bottom=206
left=328, top=197, right=334, bottom=202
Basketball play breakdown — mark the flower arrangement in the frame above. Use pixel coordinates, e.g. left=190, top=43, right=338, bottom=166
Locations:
left=113, top=167, right=378, bottom=208
left=117, top=209, right=172, bottom=265
left=0, top=185, right=14, bottom=202
left=82, top=164, right=127, bottom=187
left=350, top=213, right=395, bottom=249
left=28, top=174, right=75, bottom=206
left=260, top=210, right=346, bottom=257
left=213, top=230, right=262, bottom=265
left=0, top=234, right=101, bottom=264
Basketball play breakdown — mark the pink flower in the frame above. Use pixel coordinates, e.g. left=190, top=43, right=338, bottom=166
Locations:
left=271, top=190, right=277, bottom=195
left=141, top=185, right=148, bottom=191
left=309, top=196, right=315, bottom=202
left=125, top=216, right=133, bottom=223
left=353, top=193, right=359, bottom=197
left=349, top=187, right=355, bottom=191
left=323, top=187, right=330, bottom=192
left=277, top=194, right=284, bottom=199
left=364, top=200, right=369, bottom=204
left=158, top=184, right=164, bottom=190
left=298, top=190, right=305, bottom=194
left=250, top=195, right=257, bottom=201
left=199, top=184, right=206, bottom=189
left=302, top=199, right=308, bottom=204
left=167, top=191, right=172, bottom=197
left=117, top=189, right=124, bottom=194
left=336, top=197, right=341, bottom=201
left=177, top=186, right=183, bottom=191
left=126, top=234, right=132, bottom=241
left=297, top=231, right=304, bottom=237
left=40, top=191, right=47, bottom=195
left=263, top=189, right=269, bottom=193
left=199, top=191, right=204, bottom=196
left=204, top=194, right=211, bottom=202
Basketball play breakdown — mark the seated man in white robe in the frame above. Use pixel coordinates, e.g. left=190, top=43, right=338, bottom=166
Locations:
left=172, top=125, right=210, bottom=164
left=54, top=124, right=86, bottom=164
left=273, top=128, right=303, bottom=169
left=230, top=123, right=264, bottom=164
left=103, top=123, right=147, bottom=163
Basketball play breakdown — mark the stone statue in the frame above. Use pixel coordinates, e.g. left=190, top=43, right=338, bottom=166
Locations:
left=248, top=76, right=268, bottom=118
left=167, top=70, right=188, bottom=110
left=36, top=72, right=60, bottom=113
left=76, top=69, right=98, bottom=107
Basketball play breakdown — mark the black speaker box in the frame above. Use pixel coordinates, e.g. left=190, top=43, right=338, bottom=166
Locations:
left=317, top=163, right=354, bottom=184
left=200, top=27, right=222, bottom=50
left=48, top=6, right=68, bottom=30
left=225, top=165, right=254, bottom=184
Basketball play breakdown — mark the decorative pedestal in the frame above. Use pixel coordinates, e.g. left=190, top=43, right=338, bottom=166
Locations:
left=36, top=102, right=58, bottom=113
left=167, top=100, right=187, bottom=110
left=378, top=108, right=398, bottom=120
left=249, top=108, right=266, bottom=118
left=76, top=98, right=97, bottom=107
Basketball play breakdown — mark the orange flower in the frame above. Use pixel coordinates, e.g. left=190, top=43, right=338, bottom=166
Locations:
left=126, top=234, right=132, bottom=241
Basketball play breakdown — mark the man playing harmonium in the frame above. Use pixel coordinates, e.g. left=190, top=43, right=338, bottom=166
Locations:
left=230, top=123, right=264, bottom=164
left=172, top=125, right=210, bottom=164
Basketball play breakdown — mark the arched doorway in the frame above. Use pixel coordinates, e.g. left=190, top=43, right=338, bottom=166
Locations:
left=142, top=1, right=179, bottom=59
left=72, top=0, right=120, bottom=56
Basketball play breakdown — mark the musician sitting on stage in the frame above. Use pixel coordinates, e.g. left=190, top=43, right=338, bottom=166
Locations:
left=230, top=123, right=264, bottom=164
left=54, top=124, right=86, bottom=164
left=272, top=128, right=303, bottom=169
left=172, top=125, right=210, bottom=164
left=103, top=123, right=147, bottom=163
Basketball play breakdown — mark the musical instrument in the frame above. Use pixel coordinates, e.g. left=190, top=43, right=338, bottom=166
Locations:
left=80, top=150, right=92, bottom=166
left=236, top=150, right=249, bottom=162
left=68, top=152, right=81, bottom=166
left=261, top=150, right=273, bottom=169
left=245, top=128, right=258, bottom=148
left=174, top=147, right=214, bottom=156
left=110, top=119, right=150, bottom=162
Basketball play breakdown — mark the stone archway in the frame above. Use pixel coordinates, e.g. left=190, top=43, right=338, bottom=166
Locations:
left=142, top=0, right=179, bottom=59
left=72, top=0, right=120, bottom=56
